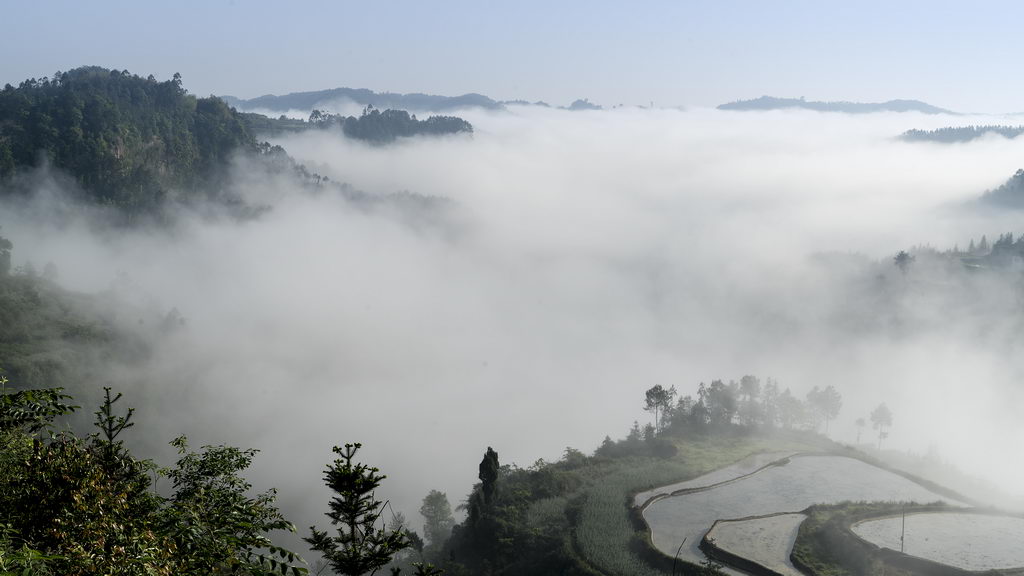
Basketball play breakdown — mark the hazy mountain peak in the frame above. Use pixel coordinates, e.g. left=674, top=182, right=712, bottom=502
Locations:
left=718, top=95, right=955, bottom=114
left=221, top=87, right=504, bottom=114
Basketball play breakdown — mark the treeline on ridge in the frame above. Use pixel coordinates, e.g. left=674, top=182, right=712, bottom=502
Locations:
left=901, top=125, right=1024, bottom=143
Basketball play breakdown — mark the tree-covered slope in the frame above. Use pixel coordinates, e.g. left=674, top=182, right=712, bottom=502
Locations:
left=0, top=67, right=258, bottom=214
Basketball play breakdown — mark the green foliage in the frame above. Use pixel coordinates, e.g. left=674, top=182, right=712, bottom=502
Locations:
left=0, top=377, right=307, bottom=576
left=0, top=375, right=77, bottom=433
left=306, top=442, right=411, bottom=575
left=160, top=436, right=306, bottom=575
left=0, top=524, right=62, bottom=576
left=0, top=67, right=258, bottom=216
left=409, top=561, right=446, bottom=576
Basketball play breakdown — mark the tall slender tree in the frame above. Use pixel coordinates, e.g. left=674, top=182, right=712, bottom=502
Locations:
left=644, top=384, right=677, bottom=433
left=871, top=404, right=893, bottom=449
left=306, top=443, right=409, bottom=576
left=478, top=447, right=499, bottom=506
left=420, top=490, right=455, bottom=549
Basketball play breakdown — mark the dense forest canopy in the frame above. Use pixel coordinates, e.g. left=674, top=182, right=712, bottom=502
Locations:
left=0, top=67, right=258, bottom=215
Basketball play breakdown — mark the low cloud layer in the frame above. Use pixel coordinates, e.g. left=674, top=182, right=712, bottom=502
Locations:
left=5, top=106, right=1024, bottom=535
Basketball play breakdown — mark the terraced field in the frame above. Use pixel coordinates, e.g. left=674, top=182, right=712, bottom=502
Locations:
left=641, top=454, right=963, bottom=570
left=853, top=512, right=1024, bottom=571
left=705, top=514, right=806, bottom=576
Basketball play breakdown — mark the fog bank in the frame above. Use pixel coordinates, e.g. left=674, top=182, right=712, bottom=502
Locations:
left=4, top=106, right=1024, bottom=533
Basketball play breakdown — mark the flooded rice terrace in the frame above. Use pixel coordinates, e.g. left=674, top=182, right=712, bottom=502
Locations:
left=853, top=512, right=1024, bottom=571
left=642, top=454, right=964, bottom=568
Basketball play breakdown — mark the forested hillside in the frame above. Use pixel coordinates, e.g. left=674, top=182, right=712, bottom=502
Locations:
left=0, top=67, right=258, bottom=216
left=0, top=226, right=170, bottom=395
left=980, top=169, right=1024, bottom=208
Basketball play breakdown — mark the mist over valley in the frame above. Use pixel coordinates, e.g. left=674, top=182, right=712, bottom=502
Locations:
left=6, top=5, right=1024, bottom=573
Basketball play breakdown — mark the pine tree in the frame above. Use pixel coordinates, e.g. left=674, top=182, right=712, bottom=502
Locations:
left=306, top=443, right=409, bottom=576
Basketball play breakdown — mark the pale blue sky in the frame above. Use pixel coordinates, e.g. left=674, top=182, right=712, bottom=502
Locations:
left=2, top=0, right=1022, bottom=112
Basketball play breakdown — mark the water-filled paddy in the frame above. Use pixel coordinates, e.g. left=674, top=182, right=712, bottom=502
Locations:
left=633, top=451, right=797, bottom=507
left=643, top=455, right=962, bottom=567
left=705, top=514, right=806, bottom=576
left=853, top=512, right=1024, bottom=571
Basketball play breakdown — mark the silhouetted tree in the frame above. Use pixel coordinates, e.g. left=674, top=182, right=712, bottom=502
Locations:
left=704, top=380, right=738, bottom=425
left=806, top=385, right=842, bottom=434
left=870, top=404, right=893, bottom=449
left=776, top=388, right=805, bottom=429
left=478, top=447, right=499, bottom=506
left=893, top=250, right=915, bottom=274
left=420, top=490, right=454, bottom=549
left=306, top=443, right=409, bottom=576
left=644, top=384, right=677, bottom=432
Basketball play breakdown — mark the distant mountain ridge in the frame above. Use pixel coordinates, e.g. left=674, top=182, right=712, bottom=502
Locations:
left=221, top=87, right=504, bottom=113
left=718, top=96, right=954, bottom=115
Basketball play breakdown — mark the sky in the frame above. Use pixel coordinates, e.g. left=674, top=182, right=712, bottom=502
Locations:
left=3, top=0, right=1024, bottom=112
